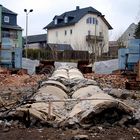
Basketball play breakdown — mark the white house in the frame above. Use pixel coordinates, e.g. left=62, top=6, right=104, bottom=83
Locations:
left=44, top=6, right=112, bottom=55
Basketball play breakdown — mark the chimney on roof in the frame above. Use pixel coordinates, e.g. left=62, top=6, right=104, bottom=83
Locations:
left=76, top=6, right=80, bottom=10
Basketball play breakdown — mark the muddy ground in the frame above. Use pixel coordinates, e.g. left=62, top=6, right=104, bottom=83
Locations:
left=0, top=71, right=140, bottom=140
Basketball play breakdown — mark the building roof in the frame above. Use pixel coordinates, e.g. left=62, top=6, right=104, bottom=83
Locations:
left=2, top=25, right=22, bottom=30
left=23, top=34, right=47, bottom=44
left=47, top=43, right=73, bottom=51
left=1, top=5, right=17, bottom=15
left=44, top=6, right=112, bottom=30
left=117, top=23, right=137, bottom=41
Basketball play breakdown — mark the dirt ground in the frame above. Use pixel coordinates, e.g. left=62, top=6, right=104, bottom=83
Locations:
left=0, top=126, right=140, bottom=140
left=0, top=68, right=140, bottom=140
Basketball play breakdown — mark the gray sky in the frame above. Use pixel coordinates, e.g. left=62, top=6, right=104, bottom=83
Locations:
left=1, top=0, right=140, bottom=40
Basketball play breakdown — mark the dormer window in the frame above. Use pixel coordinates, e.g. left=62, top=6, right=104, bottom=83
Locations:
left=54, top=19, right=57, bottom=25
left=64, top=17, right=68, bottom=23
left=4, top=16, right=9, bottom=23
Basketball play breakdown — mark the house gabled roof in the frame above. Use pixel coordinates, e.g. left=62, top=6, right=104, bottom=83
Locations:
left=47, top=43, right=73, bottom=51
left=117, top=23, right=137, bottom=41
left=23, top=34, right=47, bottom=44
left=1, top=5, right=17, bottom=15
left=44, top=6, right=113, bottom=30
left=2, top=25, right=22, bottom=30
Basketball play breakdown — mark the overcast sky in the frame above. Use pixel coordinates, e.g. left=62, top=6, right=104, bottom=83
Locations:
left=1, top=0, right=140, bottom=40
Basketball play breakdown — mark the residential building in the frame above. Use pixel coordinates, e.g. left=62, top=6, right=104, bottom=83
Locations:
left=23, top=34, right=47, bottom=49
left=44, top=6, right=112, bottom=56
left=0, top=5, right=22, bottom=68
left=118, top=23, right=137, bottom=47
left=23, top=34, right=74, bottom=52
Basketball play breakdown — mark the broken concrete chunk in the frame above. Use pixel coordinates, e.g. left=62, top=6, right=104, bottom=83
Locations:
left=71, top=135, right=89, bottom=140
left=72, top=85, right=103, bottom=98
left=41, top=80, right=68, bottom=93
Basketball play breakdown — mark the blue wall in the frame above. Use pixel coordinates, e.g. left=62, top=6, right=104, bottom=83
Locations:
left=118, top=39, right=140, bottom=70
left=14, top=47, right=22, bottom=68
left=118, top=48, right=128, bottom=70
left=0, top=38, right=22, bottom=68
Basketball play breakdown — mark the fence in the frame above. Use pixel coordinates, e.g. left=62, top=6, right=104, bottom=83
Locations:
left=23, top=49, right=118, bottom=62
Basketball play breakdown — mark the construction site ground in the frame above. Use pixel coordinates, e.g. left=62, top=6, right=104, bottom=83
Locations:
left=0, top=68, right=140, bottom=140
left=0, top=126, right=140, bottom=140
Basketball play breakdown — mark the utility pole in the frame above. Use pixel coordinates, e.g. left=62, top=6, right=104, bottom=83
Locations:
left=24, top=9, right=33, bottom=58
left=94, top=18, right=97, bottom=62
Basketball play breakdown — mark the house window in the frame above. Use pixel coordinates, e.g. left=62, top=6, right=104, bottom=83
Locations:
left=87, top=17, right=92, bottom=24
left=86, top=17, right=92, bottom=24
left=64, top=17, right=68, bottom=23
left=92, top=18, right=95, bottom=24
left=86, top=17, right=98, bottom=25
left=65, top=30, right=67, bottom=35
left=89, top=18, right=92, bottom=24
left=4, top=16, right=9, bottom=23
left=70, top=29, right=72, bottom=34
left=96, top=19, right=98, bottom=25
left=86, top=18, right=89, bottom=24
left=2, top=30, right=17, bottom=39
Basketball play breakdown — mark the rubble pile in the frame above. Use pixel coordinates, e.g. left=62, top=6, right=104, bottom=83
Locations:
left=0, top=66, right=133, bottom=129
left=0, top=66, right=139, bottom=132
left=0, top=70, right=46, bottom=124
left=85, top=73, right=140, bottom=124
left=0, top=73, right=45, bottom=87
left=84, top=73, right=128, bottom=89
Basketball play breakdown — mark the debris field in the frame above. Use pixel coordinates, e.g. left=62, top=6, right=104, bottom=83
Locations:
left=0, top=66, right=140, bottom=140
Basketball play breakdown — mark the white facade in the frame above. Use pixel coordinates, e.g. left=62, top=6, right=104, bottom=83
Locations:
left=47, top=14, right=110, bottom=55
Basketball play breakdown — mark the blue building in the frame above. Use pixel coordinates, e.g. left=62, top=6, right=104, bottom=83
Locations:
left=0, top=5, right=22, bottom=68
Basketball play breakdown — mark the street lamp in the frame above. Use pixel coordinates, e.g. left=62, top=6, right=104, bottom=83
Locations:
left=24, top=9, right=33, bottom=58
left=94, top=16, right=98, bottom=62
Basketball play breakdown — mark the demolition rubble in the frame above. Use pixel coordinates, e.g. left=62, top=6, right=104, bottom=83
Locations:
left=0, top=65, right=139, bottom=132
